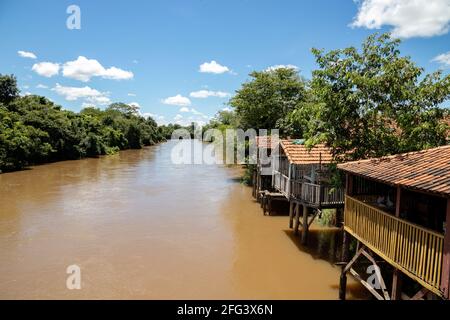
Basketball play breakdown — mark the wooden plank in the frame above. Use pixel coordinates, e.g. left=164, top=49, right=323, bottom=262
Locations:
left=349, top=268, right=385, bottom=300
left=361, top=250, right=391, bottom=300
left=343, top=246, right=366, bottom=274
left=411, top=288, right=428, bottom=300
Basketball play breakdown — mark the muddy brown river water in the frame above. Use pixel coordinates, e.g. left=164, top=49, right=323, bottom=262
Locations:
left=0, top=140, right=366, bottom=299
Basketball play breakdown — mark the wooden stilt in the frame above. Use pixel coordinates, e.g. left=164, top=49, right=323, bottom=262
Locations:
left=262, top=194, right=267, bottom=215
left=288, top=200, right=294, bottom=229
left=301, top=205, right=309, bottom=245
left=391, top=269, right=403, bottom=300
left=268, top=196, right=272, bottom=216
left=252, top=170, right=256, bottom=198
left=339, top=273, right=347, bottom=300
left=339, top=231, right=351, bottom=300
left=294, top=203, right=300, bottom=235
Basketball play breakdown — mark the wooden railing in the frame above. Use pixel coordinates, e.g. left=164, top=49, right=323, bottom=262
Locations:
left=290, top=180, right=302, bottom=199
left=300, top=183, right=344, bottom=206
left=344, top=195, right=445, bottom=296
left=273, top=171, right=290, bottom=198
left=320, top=185, right=345, bottom=206
left=301, top=182, right=321, bottom=204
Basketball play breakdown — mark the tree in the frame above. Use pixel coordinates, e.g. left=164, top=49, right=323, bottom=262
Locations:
left=0, top=74, right=19, bottom=105
left=0, top=76, right=166, bottom=172
left=229, top=67, right=308, bottom=133
left=308, top=33, right=449, bottom=161
left=107, top=102, right=139, bottom=116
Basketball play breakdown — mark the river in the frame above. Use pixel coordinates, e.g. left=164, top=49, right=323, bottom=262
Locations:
left=0, top=140, right=366, bottom=299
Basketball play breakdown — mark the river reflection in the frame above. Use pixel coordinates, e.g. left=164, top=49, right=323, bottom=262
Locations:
left=0, top=140, right=366, bottom=299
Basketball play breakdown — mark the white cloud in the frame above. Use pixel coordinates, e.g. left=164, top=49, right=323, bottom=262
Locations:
left=52, top=83, right=110, bottom=105
left=162, top=94, right=191, bottom=106
left=351, top=0, right=450, bottom=38
left=62, top=56, right=134, bottom=82
left=191, top=108, right=210, bottom=119
left=174, top=114, right=183, bottom=121
left=82, top=102, right=96, bottom=109
left=139, top=112, right=165, bottom=124
left=432, top=51, right=450, bottom=67
left=126, top=102, right=141, bottom=114
left=36, top=84, right=48, bottom=89
left=128, top=102, right=141, bottom=109
left=128, top=93, right=136, bottom=97
left=189, top=90, right=230, bottom=98
left=101, top=66, right=134, bottom=81
left=222, top=107, right=232, bottom=112
left=32, top=62, right=60, bottom=77
left=266, top=64, right=299, bottom=72
left=18, top=50, right=37, bottom=59
left=179, top=107, right=190, bottom=112
left=87, top=96, right=111, bottom=105
left=199, top=60, right=230, bottom=74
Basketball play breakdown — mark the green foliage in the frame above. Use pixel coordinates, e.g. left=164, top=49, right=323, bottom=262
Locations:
left=0, top=75, right=166, bottom=172
left=158, top=123, right=184, bottom=139
left=241, top=164, right=255, bottom=186
left=229, top=67, right=308, bottom=134
left=308, top=33, right=449, bottom=160
left=0, top=74, right=19, bottom=105
left=318, top=209, right=336, bottom=227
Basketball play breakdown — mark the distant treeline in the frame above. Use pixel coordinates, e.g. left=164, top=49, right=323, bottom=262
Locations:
left=0, top=75, right=176, bottom=172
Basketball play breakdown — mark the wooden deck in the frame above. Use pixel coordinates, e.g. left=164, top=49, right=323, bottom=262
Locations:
left=273, top=170, right=344, bottom=207
left=344, top=195, right=445, bottom=297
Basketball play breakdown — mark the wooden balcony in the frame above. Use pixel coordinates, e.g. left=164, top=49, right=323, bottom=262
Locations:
left=344, top=195, right=445, bottom=297
left=301, top=182, right=344, bottom=207
left=273, top=171, right=290, bottom=198
left=273, top=171, right=344, bottom=206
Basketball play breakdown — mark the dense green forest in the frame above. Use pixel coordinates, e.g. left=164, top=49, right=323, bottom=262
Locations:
left=0, top=75, right=169, bottom=172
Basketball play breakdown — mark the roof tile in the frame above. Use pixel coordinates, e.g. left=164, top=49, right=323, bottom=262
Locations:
left=338, top=145, right=450, bottom=196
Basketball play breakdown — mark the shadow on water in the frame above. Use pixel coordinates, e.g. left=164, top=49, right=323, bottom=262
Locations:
left=283, top=227, right=371, bottom=299
left=283, top=228, right=342, bottom=263
left=227, top=176, right=243, bottom=184
left=265, top=199, right=290, bottom=216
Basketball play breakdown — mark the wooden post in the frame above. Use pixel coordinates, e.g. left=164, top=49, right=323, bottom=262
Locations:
left=340, top=173, right=352, bottom=300
left=441, top=198, right=450, bottom=299
left=289, top=200, right=294, bottom=228
left=391, top=186, right=403, bottom=300
left=294, top=203, right=300, bottom=235
left=268, top=196, right=272, bottom=216
left=347, top=173, right=354, bottom=196
left=288, top=164, right=292, bottom=198
left=341, top=230, right=350, bottom=263
left=252, top=170, right=257, bottom=198
left=339, top=230, right=350, bottom=300
left=301, top=205, right=309, bottom=245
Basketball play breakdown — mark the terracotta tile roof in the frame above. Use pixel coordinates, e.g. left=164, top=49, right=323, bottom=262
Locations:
left=255, top=136, right=273, bottom=149
left=338, top=145, right=450, bottom=197
left=280, top=140, right=334, bottom=165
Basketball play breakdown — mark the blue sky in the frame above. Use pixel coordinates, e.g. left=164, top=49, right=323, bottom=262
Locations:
left=1, top=0, right=449, bottom=125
